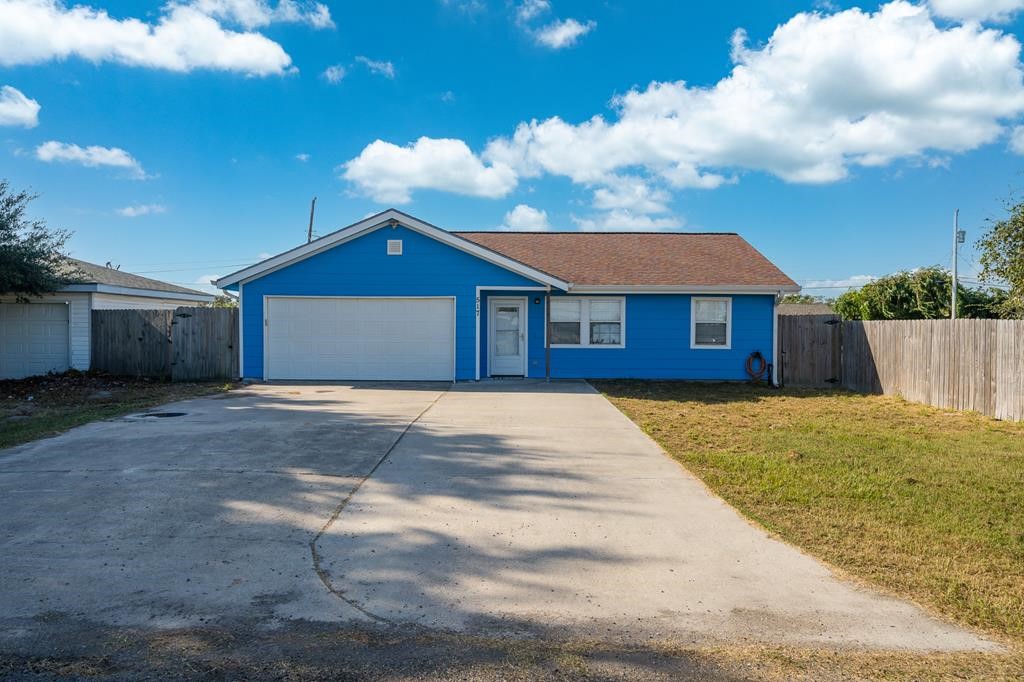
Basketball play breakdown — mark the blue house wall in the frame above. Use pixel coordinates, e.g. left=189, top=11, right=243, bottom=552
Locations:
left=239, top=225, right=538, bottom=379
left=239, top=225, right=777, bottom=381
left=480, top=291, right=774, bottom=380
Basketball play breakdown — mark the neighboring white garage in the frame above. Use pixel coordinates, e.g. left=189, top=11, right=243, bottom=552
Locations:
left=0, top=302, right=71, bottom=379
left=0, top=259, right=214, bottom=380
left=265, top=297, right=455, bottom=381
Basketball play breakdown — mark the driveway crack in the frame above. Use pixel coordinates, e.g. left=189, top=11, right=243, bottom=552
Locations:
left=308, top=385, right=450, bottom=624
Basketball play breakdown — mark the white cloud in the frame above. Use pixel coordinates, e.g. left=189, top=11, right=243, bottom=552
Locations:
left=441, top=90, right=455, bottom=102
left=342, top=1, right=1024, bottom=212
left=116, top=203, right=167, bottom=217
left=928, top=0, right=1024, bottom=22
left=571, top=210, right=683, bottom=231
left=534, top=17, right=595, bottom=49
left=322, top=64, right=346, bottom=83
left=0, top=85, right=39, bottom=127
left=194, top=273, right=223, bottom=294
left=0, top=0, right=294, bottom=76
left=800, top=274, right=877, bottom=290
left=355, top=55, right=395, bottom=79
left=341, top=137, right=517, bottom=203
left=592, top=177, right=672, bottom=214
left=295, top=152, right=310, bottom=162
left=1011, top=126, right=1024, bottom=153
left=441, top=0, right=485, bottom=14
left=501, top=203, right=550, bottom=230
left=36, top=140, right=147, bottom=179
left=515, top=0, right=550, bottom=23
left=190, top=0, right=334, bottom=29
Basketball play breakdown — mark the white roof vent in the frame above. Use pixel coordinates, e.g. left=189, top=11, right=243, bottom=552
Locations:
left=387, top=239, right=402, bottom=256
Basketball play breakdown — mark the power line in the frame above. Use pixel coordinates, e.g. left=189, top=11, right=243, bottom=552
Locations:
left=128, top=263, right=255, bottom=275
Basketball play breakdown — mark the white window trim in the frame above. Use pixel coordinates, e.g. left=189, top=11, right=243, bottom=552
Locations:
left=545, top=296, right=626, bottom=349
left=690, top=296, right=732, bottom=350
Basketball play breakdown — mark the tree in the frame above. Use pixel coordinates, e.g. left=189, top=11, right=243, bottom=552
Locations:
left=780, top=293, right=833, bottom=304
left=976, top=197, right=1024, bottom=318
left=211, top=294, right=238, bottom=308
left=0, top=180, right=73, bottom=301
left=834, top=266, right=1005, bottom=320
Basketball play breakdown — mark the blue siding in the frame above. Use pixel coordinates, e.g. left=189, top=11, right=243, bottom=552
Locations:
left=240, top=225, right=777, bottom=381
left=240, top=226, right=538, bottom=379
left=480, top=292, right=774, bottom=380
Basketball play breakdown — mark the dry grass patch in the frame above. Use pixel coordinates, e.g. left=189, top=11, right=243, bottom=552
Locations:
left=0, top=371, right=235, bottom=449
left=594, top=381, right=1024, bottom=649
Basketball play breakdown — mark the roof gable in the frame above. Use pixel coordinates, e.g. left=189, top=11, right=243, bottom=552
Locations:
left=215, top=209, right=570, bottom=290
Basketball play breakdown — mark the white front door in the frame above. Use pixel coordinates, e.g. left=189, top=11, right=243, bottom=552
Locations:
left=489, top=298, right=526, bottom=376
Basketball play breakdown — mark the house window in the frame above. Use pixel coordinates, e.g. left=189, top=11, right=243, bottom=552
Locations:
left=589, top=299, right=622, bottom=345
left=549, top=297, right=625, bottom=347
left=691, top=297, right=731, bottom=349
left=387, top=239, right=402, bottom=255
left=550, top=299, right=581, bottom=345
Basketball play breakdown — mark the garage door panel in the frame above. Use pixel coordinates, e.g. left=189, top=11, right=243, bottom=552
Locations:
left=266, top=297, right=454, bottom=381
left=0, top=303, right=70, bottom=380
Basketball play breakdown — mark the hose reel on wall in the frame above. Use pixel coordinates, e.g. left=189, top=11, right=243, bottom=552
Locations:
left=745, top=350, right=771, bottom=383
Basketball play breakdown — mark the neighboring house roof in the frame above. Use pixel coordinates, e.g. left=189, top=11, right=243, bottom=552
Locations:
left=455, top=232, right=798, bottom=290
left=214, top=208, right=799, bottom=293
left=777, top=303, right=835, bottom=315
left=60, top=258, right=214, bottom=301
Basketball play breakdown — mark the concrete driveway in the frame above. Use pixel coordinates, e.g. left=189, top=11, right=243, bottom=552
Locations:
left=0, top=381, right=992, bottom=653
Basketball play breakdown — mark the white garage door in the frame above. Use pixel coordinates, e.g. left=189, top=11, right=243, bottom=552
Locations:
left=0, top=303, right=70, bottom=380
left=265, top=297, right=455, bottom=381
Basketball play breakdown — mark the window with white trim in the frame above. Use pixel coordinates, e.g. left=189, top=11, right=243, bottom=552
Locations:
left=691, top=297, right=731, bottom=348
left=549, top=297, right=624, bottom=347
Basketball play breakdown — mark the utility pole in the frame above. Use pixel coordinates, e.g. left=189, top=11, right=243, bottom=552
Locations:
left=307, top=197, right=317, bottom=243
left=951, top=209, right=965, bottom=320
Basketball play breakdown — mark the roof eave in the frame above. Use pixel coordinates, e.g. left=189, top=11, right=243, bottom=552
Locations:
left=60, top=283, right=215, bottom=302
left=568, top=283, right=801, bottom=294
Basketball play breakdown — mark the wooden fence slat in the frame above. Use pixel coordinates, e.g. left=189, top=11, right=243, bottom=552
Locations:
left=788, top=315, right=1022, bottom=422
left=92, top=307, right=238, bottom=381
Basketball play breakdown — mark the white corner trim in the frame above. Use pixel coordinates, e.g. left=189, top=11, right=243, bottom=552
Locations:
left=690, top=296, right=733, bottom=350
left=238, top=282, right=245, bottom=380
left=215, top=209, right=570, bottom=290
left=475, top=287, right=481, bottom=381
left=771, top=296, right=779, bottom=387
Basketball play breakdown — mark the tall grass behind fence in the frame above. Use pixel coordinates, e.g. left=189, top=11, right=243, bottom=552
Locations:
left=782, top=316, right=1024, bottom=422
left=91, top=307, right=238, bottom=381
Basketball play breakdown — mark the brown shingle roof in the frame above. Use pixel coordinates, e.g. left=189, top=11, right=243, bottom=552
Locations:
left=61, top=258, right=212, bottom=297
left=454, top=232, right=797, bottom=288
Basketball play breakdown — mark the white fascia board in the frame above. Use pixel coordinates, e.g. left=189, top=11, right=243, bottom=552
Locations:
left=567, top=284, right=800, bottom=294
left=215, top=209, right=570, bottom=291
left=61, top=283, right=214, bottom=302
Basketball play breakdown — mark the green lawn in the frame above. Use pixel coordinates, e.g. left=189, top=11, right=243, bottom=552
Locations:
left=595, top=381, right=1024, bottom=674
left=0, top=372, right=235, bottom=450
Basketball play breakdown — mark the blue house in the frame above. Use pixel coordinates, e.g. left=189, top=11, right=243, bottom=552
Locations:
left=215, top=209, right=798, bottom=383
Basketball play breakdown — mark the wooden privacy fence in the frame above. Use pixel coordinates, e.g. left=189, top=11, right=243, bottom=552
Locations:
left=781, top=316, right=1024, bottom=422
left=91, top=307, right=238, bottom=381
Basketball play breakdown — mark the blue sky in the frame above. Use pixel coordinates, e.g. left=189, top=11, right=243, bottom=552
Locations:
left=2, top=0, right=1024, bottom=295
